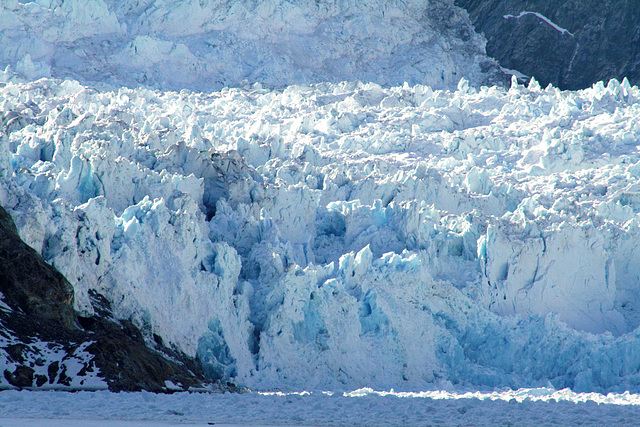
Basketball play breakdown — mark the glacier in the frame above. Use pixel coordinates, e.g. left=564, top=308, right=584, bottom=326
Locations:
left=0, top=0, right=498, bottom=91
left=3, top=69, right=640, bottom=392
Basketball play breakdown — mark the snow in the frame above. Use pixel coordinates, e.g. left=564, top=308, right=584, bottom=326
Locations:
left=3, top=72, right=640, bottom=394
left=4, top=10, right=640, bottom=427
left=1, top=388, right=640, bottom=426
left=503, top=11, right=575, bottom=37
left=499, top=66, right=529, bottom=81
left=0, top=293, right=12, bottom=313
left=0, top=336, right=106, bottom=391
left=0, top=0, right=493, bottom=91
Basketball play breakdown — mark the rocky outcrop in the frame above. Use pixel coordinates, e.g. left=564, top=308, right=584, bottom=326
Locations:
left=0, top=205, right=228, bottom=392
left=456, top=0, right=640, bottom=89
left=0, top=205, right=75, bottom=329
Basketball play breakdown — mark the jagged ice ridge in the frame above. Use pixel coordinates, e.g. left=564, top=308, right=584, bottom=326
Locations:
left=3, top=71, right=640, bottom=392
left=0, top=0, right=495, bottom=91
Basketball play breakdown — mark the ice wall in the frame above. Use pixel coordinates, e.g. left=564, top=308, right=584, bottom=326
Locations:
left=3, top=74, right=640, bottom=391
left=0, top=0, right=497, bottom=91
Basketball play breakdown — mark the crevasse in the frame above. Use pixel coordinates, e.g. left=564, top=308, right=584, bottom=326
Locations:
left=3, top=73, right=640, bottom=392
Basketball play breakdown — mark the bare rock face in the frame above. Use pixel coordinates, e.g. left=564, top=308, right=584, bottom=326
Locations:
left=456, top=0, right=640, bottom=90
left=0, top=205, right=228, bottom=392
left=0, top=205, right=75, bottom=329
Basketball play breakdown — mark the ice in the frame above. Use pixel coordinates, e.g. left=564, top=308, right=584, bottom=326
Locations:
left=4, top=62, right=640, bottom=392
left=1, top=387, right=640, bottom=426
left=0, top=0, right=496, bottom=91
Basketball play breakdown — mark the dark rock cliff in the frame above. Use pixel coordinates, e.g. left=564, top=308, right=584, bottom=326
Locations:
left=456, top=0, right=640, bottom=90
left=0, top=205, right=229, bottom=392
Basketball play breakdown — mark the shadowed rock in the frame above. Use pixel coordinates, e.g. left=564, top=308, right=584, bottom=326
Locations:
left=0, top=206, right=75, bottom=329
left=457, top=0, right=640, bottom=90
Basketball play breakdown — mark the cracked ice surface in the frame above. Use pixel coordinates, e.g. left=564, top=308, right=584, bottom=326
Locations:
left=2, top=388, right=640, bottom=426
left=0, top=0, right=492, bottom=91
left=3, top=74, right=640, bottom=392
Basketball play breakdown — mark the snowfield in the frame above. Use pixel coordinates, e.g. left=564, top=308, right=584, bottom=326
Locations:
left=1, top=388, right=640, bottom=426
left=3, top=70, right=640, bottom=394
left=0, top=0, right=495, bottom=91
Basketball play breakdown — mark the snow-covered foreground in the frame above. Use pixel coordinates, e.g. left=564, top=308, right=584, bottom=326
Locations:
left=2, top=388, right=640, bottom=426
left=4, top=72, right=640, bottom=393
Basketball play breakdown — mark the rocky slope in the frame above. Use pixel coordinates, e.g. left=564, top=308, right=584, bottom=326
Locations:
left=456, top=0, right=640, bottom=90
left=0, top=205, right=219, bottom=392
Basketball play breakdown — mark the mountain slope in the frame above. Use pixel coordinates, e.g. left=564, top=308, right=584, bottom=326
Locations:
left=456, top=0, right=640, bottom=89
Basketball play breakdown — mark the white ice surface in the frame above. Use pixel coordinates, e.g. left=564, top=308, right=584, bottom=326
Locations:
left=0, top=311, right=105, bottom=391
left=1, top=388, right=640, bottom=426
left=3, top=74, right=640, bottom=393
left=0, top=0, right=493, bottom=91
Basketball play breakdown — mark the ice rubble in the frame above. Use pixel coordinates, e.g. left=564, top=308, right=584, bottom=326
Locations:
left=3, top=388, right=640, bottom=426
left=4, top=74, right=640, bottom=392
left=0, top=0, right=495, bottom=91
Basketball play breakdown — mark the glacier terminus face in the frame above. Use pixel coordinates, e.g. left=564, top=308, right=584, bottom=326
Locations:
left=3, top=70, right=640, bottom=392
